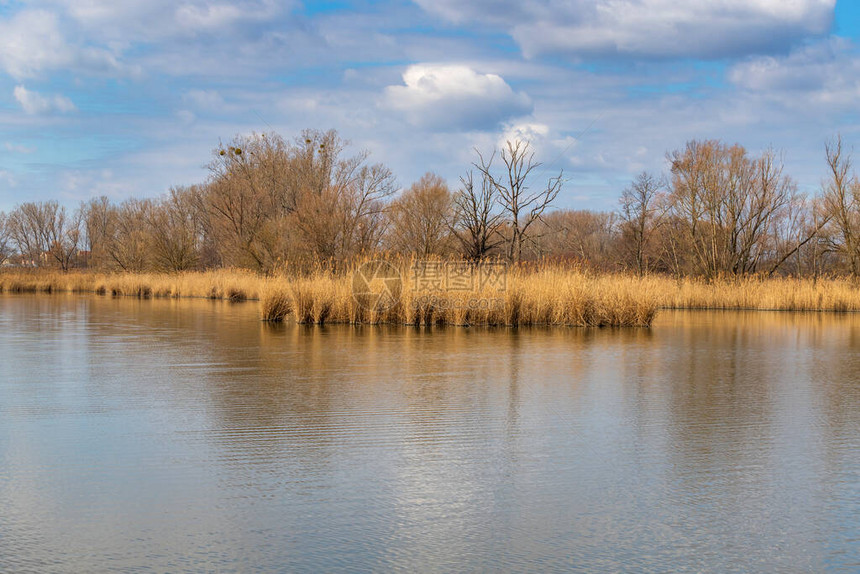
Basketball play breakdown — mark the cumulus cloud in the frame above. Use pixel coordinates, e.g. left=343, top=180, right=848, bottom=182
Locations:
left=729, top=38, right=860, bottom=106
left=414, top=0, right=836, bottom=59
left=384, top=64, right=532, bottom=130
left=14, top=86, right=77, bottom=115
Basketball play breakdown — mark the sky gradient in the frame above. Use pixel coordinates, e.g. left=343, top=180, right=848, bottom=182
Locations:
left=0, top=0, right=858, bottom=213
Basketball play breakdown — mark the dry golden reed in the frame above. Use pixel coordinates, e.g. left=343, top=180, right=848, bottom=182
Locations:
left=649, top=274, right=860, bottom=312
left=0, top=269, right=270, bottom=301
left=7, top=263, right=860, bottom=327
left=261, top=260, right=661, bottom=327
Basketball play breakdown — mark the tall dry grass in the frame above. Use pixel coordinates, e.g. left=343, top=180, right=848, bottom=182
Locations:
left=7, top=263, right=860, bottom=327
left=0, top=269, right=270, bottom=301
left=650, top=275, right=860, bottom=312
left=260, top=260, right=660, bottom=327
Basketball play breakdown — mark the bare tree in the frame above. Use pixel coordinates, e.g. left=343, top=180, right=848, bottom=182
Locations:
left=338, top=162, right=398, bottom=256
left=107, top=199, right=152, bottom=272
left=474, top=139, right=563, bottom=263
left=619, top=172, right=665, bottom=276
left=287, top=129, right=347, bottom=206
left=146, top=186, right=203, bottom=271
left=205, top=135, right=289, bottom=270
left=291, top=143, right=397, bottom=260
left=52, top=208, right=83, bottom=271
left=766, top=191, right=830, bottom=277
left=451, top=170, right=504, bottom=260
left=204, top=129, right=396, bottom=268
left=81, top=196, right=117, bottom=269
left=0, top=211, right=12, bottom=266
left=531, top=209, right=618, bottom=267
left=387, top=173, right=454, bottom=256
left=820, top=136, right=860, bottom=275
left=7, top=201, right=81, bottom=271
left=668, top=140, right=801, bottom=278
left=8, top=203, right=46, bottom=266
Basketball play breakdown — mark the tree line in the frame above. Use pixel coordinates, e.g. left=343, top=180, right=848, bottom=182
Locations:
left=1, top=128, right=858, bottom=278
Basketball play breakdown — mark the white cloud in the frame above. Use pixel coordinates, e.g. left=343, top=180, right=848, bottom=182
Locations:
left=729, top=38, right=860, bottom=107
left=414, top=0, right=836, bottom=59
left=14, top=86, right=77, bottom=115
left=0, top=1, right=296, bottom=81
left=0, top=8, right=126, bottom=78
left=384, top=64, right=532, bottom=130
left=0, top=11, right=71, bottom=78
left=500, top=121, right=550, bottom=146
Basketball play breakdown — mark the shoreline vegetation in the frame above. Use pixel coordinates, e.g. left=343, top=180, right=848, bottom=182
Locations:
left=4, top=131, right=860, bottom=331
left=4, top=265, right=860, bottom=328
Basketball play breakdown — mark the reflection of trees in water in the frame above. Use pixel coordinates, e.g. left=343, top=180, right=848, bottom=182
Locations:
left=807, top=317, right=860, bottom=568
left=659, top=311, right=860, bottom=465
left=655, top=311, right=860, bottom=569
left=814, top=321, right=860, bottom=435
left=79, top=298, right=344, bottom=476
left=204, top=322, right=352, bottom=476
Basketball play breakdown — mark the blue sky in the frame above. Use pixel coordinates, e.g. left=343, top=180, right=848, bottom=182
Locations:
left=0, top=0, right=858, bottom=213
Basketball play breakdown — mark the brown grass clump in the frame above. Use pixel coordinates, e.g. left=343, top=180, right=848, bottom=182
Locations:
left=261, top=286, right=292, bottom=322
left=289, top=275, right=336, bottom=324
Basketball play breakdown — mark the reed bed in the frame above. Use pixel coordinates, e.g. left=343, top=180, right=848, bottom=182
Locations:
left=259, top=262, right=660, bottom=327
left=6, top=264, right=860, bottom=328
left=652, top=275, right=860, bottom=312
left=0, top=269, right=270, bottom=301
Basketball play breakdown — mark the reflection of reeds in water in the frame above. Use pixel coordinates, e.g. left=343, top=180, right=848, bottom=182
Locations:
left=8, top=264, right=860, bottom=327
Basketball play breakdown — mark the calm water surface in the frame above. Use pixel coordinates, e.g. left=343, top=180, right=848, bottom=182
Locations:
left=0, top=294, right=858, bottom=572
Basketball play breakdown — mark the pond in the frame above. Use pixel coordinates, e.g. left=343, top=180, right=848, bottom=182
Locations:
left=0, top=294, right=858, bottom=572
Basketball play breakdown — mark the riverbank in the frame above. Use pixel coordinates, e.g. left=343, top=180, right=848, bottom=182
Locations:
left=3, top=266, right=860, bottom=327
